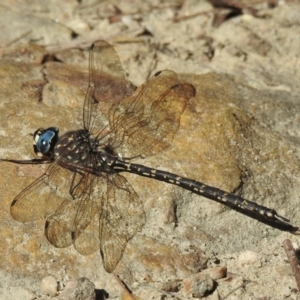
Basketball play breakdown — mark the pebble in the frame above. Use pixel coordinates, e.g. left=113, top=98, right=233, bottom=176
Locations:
left=40, top=275, right=58, bottom=297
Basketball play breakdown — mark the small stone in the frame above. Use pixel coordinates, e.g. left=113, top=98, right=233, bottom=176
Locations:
left=238, top=250, right=262, bottom=266
left=57, top=277, right=96, bottom=300
left=182, top=273, right=214, bottom=298
left=201, top=266, right=227, bottom=280
left=40, top=275, right=58, bottom=296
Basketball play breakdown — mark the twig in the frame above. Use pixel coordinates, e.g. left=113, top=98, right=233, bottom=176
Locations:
left=220, top=279, right=253, bottom=299
left=283, top=239, right=300, bottom=291
left=113, top=273, right=138, bottom=300
left=23, top=287, right=41, bottom=300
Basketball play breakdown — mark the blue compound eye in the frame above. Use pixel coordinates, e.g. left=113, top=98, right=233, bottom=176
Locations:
left=37, top=130, right=55, bottom=154
left=34, top=127, right=59, bottom=155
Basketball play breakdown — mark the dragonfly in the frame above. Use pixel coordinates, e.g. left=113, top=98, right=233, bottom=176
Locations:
left=1, top=41, right=297, bottom=273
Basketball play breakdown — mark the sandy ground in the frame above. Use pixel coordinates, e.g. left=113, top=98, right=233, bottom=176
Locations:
left=1, top=0, right=300, bottom=299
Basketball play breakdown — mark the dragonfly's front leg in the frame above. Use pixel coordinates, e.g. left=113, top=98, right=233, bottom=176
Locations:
left=0, top=158, right=52, bottom=164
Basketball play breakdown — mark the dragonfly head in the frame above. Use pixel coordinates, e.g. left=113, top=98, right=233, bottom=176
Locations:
left=33, top=127, right=59, bottom=158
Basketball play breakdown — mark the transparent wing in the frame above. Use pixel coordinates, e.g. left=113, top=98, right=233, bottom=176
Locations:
left=73, top=210, right=100, bottom=256
left=45, top=172, right=103, bottom=250
left=10, top=161, right=80, bottom=223
left=44, top=170, right=145, bottom=272
left=109, top=70, right=196, bottom=157
left=83, top=40, right=135, bottom=135
left=100, top=174, right=145, bottom=272
left=83, top=41, right=195, bottom=158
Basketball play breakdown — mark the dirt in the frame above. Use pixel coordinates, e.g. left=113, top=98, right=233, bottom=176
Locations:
left=0, top=1, right=300, bottom=299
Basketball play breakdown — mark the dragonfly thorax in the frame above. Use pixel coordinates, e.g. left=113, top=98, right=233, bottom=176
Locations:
left=53, top=129, right=117, bottom=175
left=54, top=129, right=96, bottom=156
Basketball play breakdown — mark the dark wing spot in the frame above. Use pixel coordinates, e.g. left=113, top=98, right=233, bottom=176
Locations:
left=45, top=220, right=50, bottom=230
left=154, top=70, right=162, bottom=77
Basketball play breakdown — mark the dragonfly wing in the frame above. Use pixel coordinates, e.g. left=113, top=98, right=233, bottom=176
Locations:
left=45, top=172, right=104, bottom=252
left=10, top=162, right=78, bottom=223
left=100, top=174, right=145, bottom=272
left=44, top=170, right=145, bottom=270
left=83, top=40, right=135, bottom=135
left=109, top=70, right=195, bottom=157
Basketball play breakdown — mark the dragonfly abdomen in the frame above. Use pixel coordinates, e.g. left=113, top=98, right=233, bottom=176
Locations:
left=113, top=159, right=293, bottom=230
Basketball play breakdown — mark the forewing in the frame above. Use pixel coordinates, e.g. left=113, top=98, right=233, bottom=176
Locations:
left=73, top=211, right=100, bottom=256
left=45, top=172, right=104, bottom=253
left=100, top=174, right=146, bottom=272
left=109, top=70, right=195, bottom=157
left=83, top=40, right=135, bottom=135
left=45, top=195, right=77, bottom=248
left=100, top=225, right=128, bottom=273
left=72, top=173, right=107, bottom=256
left=10, top=161, right=79, bottom=223
left=45, top=171, right=145, bottom=272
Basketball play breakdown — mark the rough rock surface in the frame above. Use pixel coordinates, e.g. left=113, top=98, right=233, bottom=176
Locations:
left=0, top=1, right=300, bottom=299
